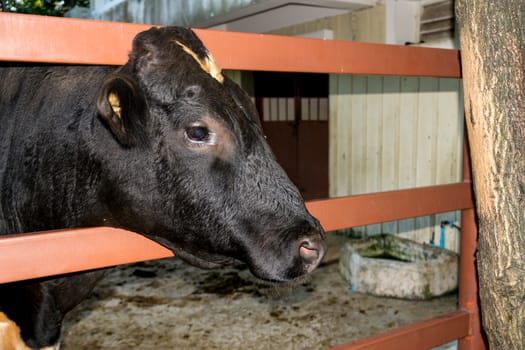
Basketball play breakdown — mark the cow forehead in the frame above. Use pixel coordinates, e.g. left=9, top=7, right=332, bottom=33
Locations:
left=173, top=40, right=224, bottom=84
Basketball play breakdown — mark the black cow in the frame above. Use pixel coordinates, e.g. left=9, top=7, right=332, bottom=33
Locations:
left=0, top=27, right=326, bottom=349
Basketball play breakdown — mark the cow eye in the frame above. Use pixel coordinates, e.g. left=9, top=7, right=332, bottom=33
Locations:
left=184, top=126, right=216, bottom=145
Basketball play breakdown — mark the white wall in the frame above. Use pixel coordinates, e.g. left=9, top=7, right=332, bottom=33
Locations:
left=329, top=75, right=464, bottom=251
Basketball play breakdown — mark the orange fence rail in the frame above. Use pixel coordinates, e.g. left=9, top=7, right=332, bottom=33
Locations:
left=0, top=13, right=485, bottom=350
left=0, top=183, right=472, bottom=284
left=0, top=13, right=460, bottom=77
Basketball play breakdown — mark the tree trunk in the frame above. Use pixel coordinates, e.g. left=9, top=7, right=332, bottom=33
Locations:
left=456, top=1, right=525, bottom=349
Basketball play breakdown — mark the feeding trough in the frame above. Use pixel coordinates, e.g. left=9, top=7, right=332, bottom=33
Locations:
left=339, top=234, right=458, bottom=300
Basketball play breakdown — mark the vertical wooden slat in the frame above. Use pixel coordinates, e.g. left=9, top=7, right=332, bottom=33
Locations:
left=287, top=97, right=295, bottom=121
left=351, top=76, right=367, bottom=196
left=319, top=97, right=329, bottom=121
left=381, top=76, right=401, bottom=234
left=329, top=74, right=352, bottom=197
left=397, top=77, right=419, bottom=237
left=329, top=75, right=339, bottom=197
left=434, top=78, right=464, bottom=250
left=365, top=76, right=383, bottom=235
left=435, top=79, right=463, bottom=183
left=270, top=98, right=278, bottom=121
left=262, top=98, right=270, bottom=122
left=278, top=97, right=287, bottom=121
left=310, top=98, right=316, bottom=121
left=413, top=77, right=439, bottom=242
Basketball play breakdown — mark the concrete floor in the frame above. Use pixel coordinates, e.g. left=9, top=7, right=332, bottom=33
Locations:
left=60, top=234, right=458, bottom=349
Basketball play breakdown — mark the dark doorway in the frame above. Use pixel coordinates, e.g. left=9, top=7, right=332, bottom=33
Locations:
left=254, top=72, right=329, bottom=200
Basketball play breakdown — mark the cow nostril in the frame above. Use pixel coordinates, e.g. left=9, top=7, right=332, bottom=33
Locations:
left=299, top=238, right=323, bottom=265
left=299, top=244, right=319, bottom=262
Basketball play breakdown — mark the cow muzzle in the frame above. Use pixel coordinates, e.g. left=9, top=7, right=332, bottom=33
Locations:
left=231, top=217, right=328, bottom=282
left=275, top=220, right=327, bottom=281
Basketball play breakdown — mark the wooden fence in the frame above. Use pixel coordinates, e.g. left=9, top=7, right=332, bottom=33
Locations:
left=0, top=13, right=485, bottom=350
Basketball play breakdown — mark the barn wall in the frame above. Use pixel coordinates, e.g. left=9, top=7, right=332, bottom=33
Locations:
left=272, top=5, right=464, bottom=252
left=270, top=4, right=385, bottom=41
left=330, top=75, right=463, bottom=249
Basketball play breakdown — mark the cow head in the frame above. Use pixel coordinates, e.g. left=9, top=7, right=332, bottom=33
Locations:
left=95, top=27, right=326, bottom=282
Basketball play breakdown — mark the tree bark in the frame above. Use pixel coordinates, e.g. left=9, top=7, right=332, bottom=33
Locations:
left=456, top=1, right=525, bottom=349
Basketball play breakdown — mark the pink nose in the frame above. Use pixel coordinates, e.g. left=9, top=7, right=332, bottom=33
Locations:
left=298, top=236, right=326, bottom=271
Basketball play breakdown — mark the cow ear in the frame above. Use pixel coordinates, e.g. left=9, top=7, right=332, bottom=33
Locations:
left=96, top=74, right=148, bottom=146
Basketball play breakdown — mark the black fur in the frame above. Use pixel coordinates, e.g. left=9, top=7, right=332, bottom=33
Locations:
left=0, top=27, right=325, bottom=348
